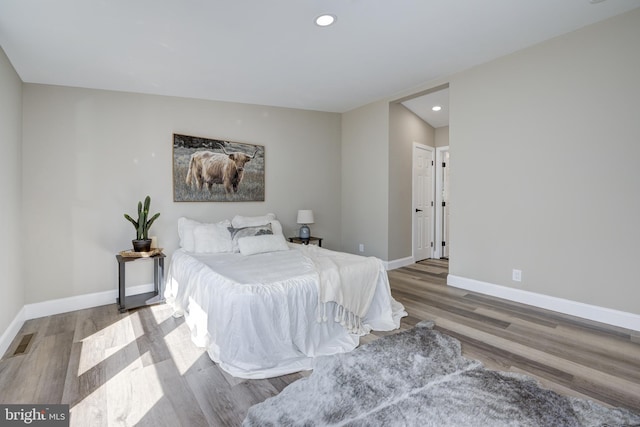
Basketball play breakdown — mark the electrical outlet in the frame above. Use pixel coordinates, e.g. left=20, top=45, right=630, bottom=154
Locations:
left=359, top=243, right=364, bottom=252
left=512, top=269, right=522, bottom=282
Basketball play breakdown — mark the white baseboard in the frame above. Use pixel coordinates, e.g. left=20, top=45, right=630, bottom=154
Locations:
left=1, top=283, right=155, bottom=357
left=385, top=256, right=415, bottom=270
left=0, top=306, right=26, bottom=358
left=448, top=274, right=640, bottom=332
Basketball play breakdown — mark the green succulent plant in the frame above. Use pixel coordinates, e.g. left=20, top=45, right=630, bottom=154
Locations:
left=124, top=196, right=160, bottom=240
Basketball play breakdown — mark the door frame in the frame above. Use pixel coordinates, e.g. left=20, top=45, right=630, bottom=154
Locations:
left=435, top=146, right=449, bottom=259
left=412, top=142, right=435, bottom=262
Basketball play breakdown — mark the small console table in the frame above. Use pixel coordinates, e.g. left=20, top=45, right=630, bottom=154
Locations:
left=116, top=252, right=166, bottom=313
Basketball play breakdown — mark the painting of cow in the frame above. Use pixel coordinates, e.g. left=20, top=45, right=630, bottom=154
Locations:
left=173, top=134, right=265, bottom=202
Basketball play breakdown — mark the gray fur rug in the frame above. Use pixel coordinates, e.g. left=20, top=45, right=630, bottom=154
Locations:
left=244, top=321, right=640, bottom=427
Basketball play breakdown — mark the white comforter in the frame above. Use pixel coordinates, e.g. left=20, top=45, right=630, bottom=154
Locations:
left=164, top=244, right=406, bottom=378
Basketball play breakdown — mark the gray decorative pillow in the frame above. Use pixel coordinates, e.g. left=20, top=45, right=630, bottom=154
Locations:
left=228, top=224, right=273, bottom=252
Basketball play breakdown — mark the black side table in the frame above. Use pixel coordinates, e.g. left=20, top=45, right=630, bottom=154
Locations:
left=116, top=253, right=166, bottom=313
left=288, top=236, right=323, bottom=247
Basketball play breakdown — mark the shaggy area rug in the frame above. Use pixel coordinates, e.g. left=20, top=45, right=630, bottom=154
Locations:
left=244, top=321, right=640, bottom=427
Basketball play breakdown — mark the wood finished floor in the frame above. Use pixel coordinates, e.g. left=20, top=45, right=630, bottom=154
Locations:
left=1, top=259, right=639, bottom=426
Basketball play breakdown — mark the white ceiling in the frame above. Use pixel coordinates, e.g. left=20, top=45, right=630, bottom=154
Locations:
left=1, top=1, right=638, bottom=113
left=401, top=88, right=450, bottom=128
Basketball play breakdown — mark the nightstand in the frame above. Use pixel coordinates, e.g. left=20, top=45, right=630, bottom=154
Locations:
left=288, top=236, right=323, bottom=247
left=116, top=252, right=166, bottom=313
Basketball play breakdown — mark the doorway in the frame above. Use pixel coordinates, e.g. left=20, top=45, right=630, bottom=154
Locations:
left=412, top=143, right=435, bottom=261
left=400, top=83, right=450, bottom=262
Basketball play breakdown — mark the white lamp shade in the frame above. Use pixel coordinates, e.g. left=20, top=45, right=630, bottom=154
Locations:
left=297, top=210, right=314, bottom=224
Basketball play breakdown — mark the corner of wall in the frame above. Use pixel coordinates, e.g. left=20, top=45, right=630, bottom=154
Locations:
left=0, top=45, right=25, bottom=350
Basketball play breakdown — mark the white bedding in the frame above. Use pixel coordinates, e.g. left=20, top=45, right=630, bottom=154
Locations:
left=164, top=244, right=406, bottom=378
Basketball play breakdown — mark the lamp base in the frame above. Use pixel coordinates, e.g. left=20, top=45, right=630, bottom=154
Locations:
left=299, top=225, right=310, bottom=239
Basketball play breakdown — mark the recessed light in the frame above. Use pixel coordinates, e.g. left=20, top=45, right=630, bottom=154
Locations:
left=315, top=14, right=336, bottom=27
left=432, top=105, right=442, bottom=112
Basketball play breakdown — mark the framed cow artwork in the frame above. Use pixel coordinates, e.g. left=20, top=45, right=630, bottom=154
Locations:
left=173, top=134, right=265, bottom=202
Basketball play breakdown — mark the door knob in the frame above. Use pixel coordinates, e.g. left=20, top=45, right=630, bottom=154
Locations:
left=415, top=209, right=423, bottom=212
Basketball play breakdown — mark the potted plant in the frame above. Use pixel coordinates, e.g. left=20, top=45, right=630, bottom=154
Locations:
left=124, top=195, right=160, bottom=252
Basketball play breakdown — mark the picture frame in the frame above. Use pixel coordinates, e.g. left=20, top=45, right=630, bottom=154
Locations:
left=173, top=134, right=265, bottom=202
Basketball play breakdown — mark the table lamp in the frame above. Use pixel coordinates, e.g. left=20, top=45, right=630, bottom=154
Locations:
left=297, top=210, right=314, bottom=239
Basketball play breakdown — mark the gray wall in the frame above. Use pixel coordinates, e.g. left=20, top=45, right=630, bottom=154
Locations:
left=342, top=101, right=435, bottom=262
left=449, top=8, right=640, bottom=314
left=435, top=126, right=449, bottom=147
left=21, top=84, right=342, bottom=304
left=388, top=102, right=434, bottom=261
left=0, top=46, right=23, bottom=337
left=341, top=100, right=389, bottom=258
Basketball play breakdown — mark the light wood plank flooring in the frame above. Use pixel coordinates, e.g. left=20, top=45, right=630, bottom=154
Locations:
left=388, top=260, right=640, bottom=412
left=1, top=259, right=638, bottom=426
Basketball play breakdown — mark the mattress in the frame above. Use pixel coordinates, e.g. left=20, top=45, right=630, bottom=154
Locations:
left=164, top=245, right=406, bottom=378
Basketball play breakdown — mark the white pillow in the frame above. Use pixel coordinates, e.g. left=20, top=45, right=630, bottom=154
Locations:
left=231, top=213, right=283, bottom=235
left=231, top=213, right=276, bottom=227
left=178, top=217, right=231, bottom=252
left=268, top=219, right=283, bottom=236
left=193, top=222, right=233, bottom=253
left=177, top=217, right=200, bottom=251
left=229, top=223, right=273, bottom=252
left=238, top=234, right=290, bottom=256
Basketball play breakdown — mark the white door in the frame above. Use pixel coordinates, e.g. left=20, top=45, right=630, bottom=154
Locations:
left=435, top=147, right=450, bottom=258
left=413, top=144, right=434, bottom=261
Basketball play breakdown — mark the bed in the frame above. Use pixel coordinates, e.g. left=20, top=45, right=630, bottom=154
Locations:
left=164, top=214, right=406, bottom=379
